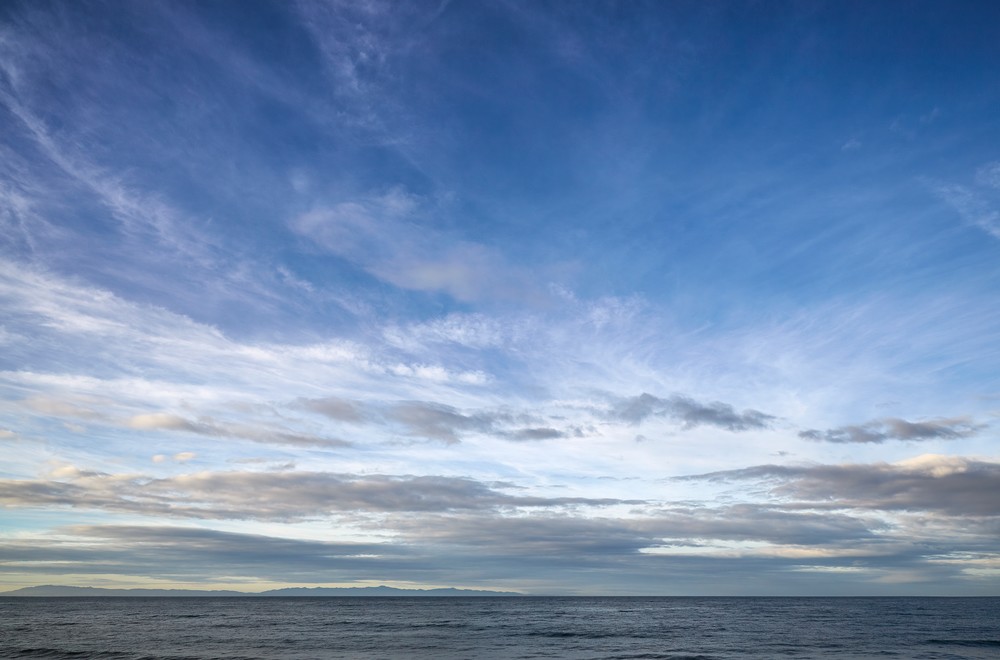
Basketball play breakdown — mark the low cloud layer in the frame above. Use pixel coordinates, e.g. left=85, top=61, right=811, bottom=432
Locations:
left=0, top=469, right=633, bottom=521
left=400, top=505, right=880, bottom=554
left=681, top=454, right=1000, bottom=516
left=3, top=501, right=993, bottom=595
left=2, top=454, right=998, bottom=594
left=0, top=525, right=410, bottom=584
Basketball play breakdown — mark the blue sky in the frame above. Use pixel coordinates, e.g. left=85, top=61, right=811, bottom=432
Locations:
left=2, top=0, right=1000, bottom=595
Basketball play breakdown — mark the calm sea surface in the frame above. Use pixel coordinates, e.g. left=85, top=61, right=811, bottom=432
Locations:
left=1, top=597, right=998, bottom=659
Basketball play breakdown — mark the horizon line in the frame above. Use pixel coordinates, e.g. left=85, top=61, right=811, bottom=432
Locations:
left=3, top=585, right=997, bottom=598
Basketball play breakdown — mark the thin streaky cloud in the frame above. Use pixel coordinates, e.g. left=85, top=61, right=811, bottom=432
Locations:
left=799, top=417, right=984, bottom=444
left=610, top=393, right=774, bottom=432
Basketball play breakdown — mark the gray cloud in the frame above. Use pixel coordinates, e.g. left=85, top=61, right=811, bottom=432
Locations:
left=507, top=427, right=566, bottom=441
left=297, top=397, right=562, bottom=444
left=799, top=417, right=984, bottom=444
left=0, top=470, right=632, bottom=521
left=384, top=401, right=549, bottom=443
left=386, top=401, right=498, bottom=443
left=612, top=393, right=774, bottom=431
left=296, top=396, right=365, bottom=423
left=127, top=412, right=349, bottom=449
left=2, top=503, right=996, bottom=595
left=0, top=521, right=806, bottom=593
left=396, top=514, right=662, bottom=557
left=368, top=507, right=976, bottom=594
left=679, top=455, right=1000, bottom=516
left=0, top=525, right=415, bottom=584
left=399, top=505, right=879, bottom=555
left=641, top=504, right=882, bottom=546
left=0, top=525, right=965, bottom=596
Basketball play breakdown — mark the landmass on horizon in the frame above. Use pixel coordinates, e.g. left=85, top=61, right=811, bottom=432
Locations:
left=1, top=585, right=523, bottom=597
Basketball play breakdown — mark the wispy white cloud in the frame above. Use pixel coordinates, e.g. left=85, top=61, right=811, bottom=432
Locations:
left=930, top=160, right=1000, bottom=240
left=0, top=13, right=350, bottom=326
left=3, top=256, right=994, bottom=487
left=841, top=137, right=862, bottom=151
left=152, top=452, right=196, bottom=464
left=975, top=161, right=1000, bottom=189
left=0, top=262, right=493, bottom=402
left=0, top=82, right=214, bottom=263
left=292, top=189, right=548, bottom=303
left=21, top=396, right=107, bottom=421
left=933, top=182, right=1000, bottom=239
left=291, top=0, right=418, bottom=134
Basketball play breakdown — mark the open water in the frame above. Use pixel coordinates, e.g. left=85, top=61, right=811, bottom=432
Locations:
left=1, top=597, right=998, bottom=659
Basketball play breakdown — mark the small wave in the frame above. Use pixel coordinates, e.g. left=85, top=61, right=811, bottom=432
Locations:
left=15, top=650, right=89, bottom=659
left=136, top=656, right=240, bottom=660
left=599, top=655, right=717, bottom=660
left=14, top=650, right=130, bottom=659
left=525, top=630, right=621, bottom=639
left=925, top=638, right=1000, bottom=648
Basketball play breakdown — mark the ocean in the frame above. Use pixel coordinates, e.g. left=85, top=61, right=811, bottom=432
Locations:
left=1, top=597, right=998, bottom=659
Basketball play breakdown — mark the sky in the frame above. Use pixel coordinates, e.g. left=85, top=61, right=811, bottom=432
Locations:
left=1, top=0, right=1000, bottom=596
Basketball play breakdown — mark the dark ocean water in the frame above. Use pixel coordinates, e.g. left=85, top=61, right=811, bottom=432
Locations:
left=1, top=597, right=998, bottom=659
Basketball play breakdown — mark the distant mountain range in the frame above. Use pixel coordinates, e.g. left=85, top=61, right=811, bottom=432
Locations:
left=1, top=584, right=523, bottom=597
